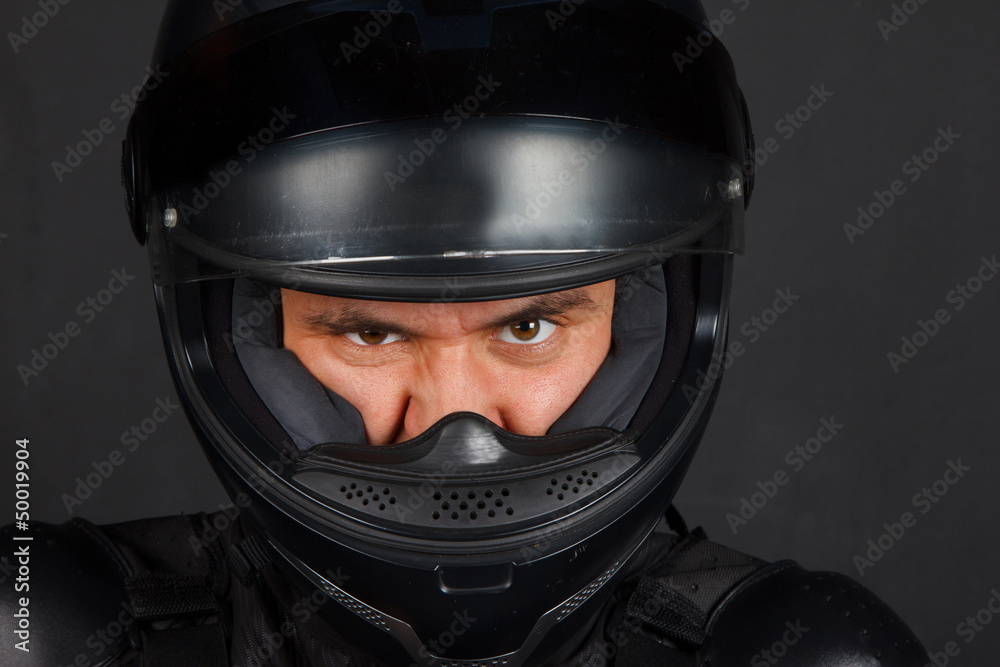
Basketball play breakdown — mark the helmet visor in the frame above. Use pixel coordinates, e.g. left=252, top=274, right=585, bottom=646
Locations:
left=147, top=116, right=744, bottom=299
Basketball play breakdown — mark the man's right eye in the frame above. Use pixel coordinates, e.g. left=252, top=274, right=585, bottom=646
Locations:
left=345, top=331, right=406, bottom=346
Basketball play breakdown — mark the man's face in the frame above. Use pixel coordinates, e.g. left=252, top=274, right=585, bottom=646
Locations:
left=281, top=280, right=616, bottom=445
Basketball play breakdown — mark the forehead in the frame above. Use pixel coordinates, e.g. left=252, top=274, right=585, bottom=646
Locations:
left=281, top=282, right=614, bottom=335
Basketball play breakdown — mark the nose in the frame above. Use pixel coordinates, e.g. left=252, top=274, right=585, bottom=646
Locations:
left=398, top=350, right=505, bottom=442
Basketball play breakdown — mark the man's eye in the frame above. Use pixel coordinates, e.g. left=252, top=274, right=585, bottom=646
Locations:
left=496, top=319, right=557, bottom=345
left=345, top=331, right=406, bottom=346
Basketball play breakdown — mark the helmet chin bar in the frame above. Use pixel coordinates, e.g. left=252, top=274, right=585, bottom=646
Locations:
left=267, top=524, right=652, bottom=667
left=294, top=412, right=642, bottom=536
left=154, top=253, right=730, bottom=666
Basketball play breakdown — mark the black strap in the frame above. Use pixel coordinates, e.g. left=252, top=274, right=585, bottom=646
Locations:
left=613, top=526, right=767, bottom=665
left=76, top=514, right=231, bottom=666
left=228, top=533, right=273, bottom=587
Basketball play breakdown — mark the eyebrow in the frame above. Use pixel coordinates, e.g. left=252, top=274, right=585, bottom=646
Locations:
left=302, top=289, right=598, bottom=337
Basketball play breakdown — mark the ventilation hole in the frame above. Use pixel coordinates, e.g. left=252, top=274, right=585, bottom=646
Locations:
left=488, top=509, right=496, bottom=518
left=557, top=493, right=564, bottom=500
left=477, top=500, right=486, bottom=509
left=546, top=489, right=553, bottom=495
left=372, top=494, right=380, bottom=501
left=467, top=491, right=477, bottom=500
left=573, top=487, right=579, bottom=493
left=350, top=482, right=357, bottom=489
left=506, top=507, right=514, bottom=516
left=433, top=492, right=442, bottom=501
left=451, top=512, right=459, bottom=520
left=383, top=487, right=390, bottom=494
left=450, top=491, right=460, bottom=500
left=442, top=502, right=450, bottom=510
left=550, top=478, right=558, bottom=485
left=459, top=502, right=469, bottom=510
left=501, top=488, right=510, bottom=496
left=362, top=498, right=370, bottom=506
left=433, top=512, right=440, bottom=520
left=576, top=477, right=583, bottom=484
left=587, top=479, right=594, bottom=486
left=565, top=475, right=573, bottom=482
left=340, top=485, right=347, bottom=493
left=581, top=469, right=588, bottom=476
left=470, top=511, right=478, bottom=520
left=366, top=486, right=374, bottom=493
left=495, top=499, right=504, bottom=507
left=389, top=497, right=396, bottom=504
left=592, top=472, right=599, bottom=478
left=484, top=490, right=493, bottom=498
left=346, top=493, right=354, bottom=500
left=379, top=503, right=386, bottom=511
left=356, top=488, right=364, bottom=496
left=562, top=483, right=569, bottom=490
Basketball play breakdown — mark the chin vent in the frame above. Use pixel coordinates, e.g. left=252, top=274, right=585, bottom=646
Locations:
left=546, top=469, right=600, bottom=501
left=335, top=483, right=398, bottom=512
left=295, top=453, right=639, bottom=528
left=430, top=487, right=513, bottom=522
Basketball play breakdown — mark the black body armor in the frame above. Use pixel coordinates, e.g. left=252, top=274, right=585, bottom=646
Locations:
left=0, top=511, right=926, bottom=666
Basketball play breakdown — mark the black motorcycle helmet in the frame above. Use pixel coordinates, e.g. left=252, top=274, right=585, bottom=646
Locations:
left=122, top=1, right=754, bottom=664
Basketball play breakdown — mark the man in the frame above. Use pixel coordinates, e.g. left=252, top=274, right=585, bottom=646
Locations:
left=1, top=0, right=926, bottom=665
left=278, top=281, right=619, bottom=445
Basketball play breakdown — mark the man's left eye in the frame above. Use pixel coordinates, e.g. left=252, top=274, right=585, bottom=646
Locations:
left=345, top=331, right=406, bottom=346
left=496, top=319, right=557, bottom=345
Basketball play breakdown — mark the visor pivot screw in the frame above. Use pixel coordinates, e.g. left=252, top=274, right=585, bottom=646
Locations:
left=726, top=179, right=744, bottom=201
left=163, top=208, right=178, bottom=228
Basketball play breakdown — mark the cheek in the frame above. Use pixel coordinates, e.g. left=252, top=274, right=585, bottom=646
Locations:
left=283, top=339, right=411, bottom=444
left=498, top=329, right=612, bottom=434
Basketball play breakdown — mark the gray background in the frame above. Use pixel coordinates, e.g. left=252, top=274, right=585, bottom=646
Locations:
left=1, top=0, right=998, bottom=662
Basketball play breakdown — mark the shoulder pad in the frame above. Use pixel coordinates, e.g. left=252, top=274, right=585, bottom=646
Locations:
left=0, top=520, right=133, bottom=666
left=702, top=563, right=926, bottom=666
